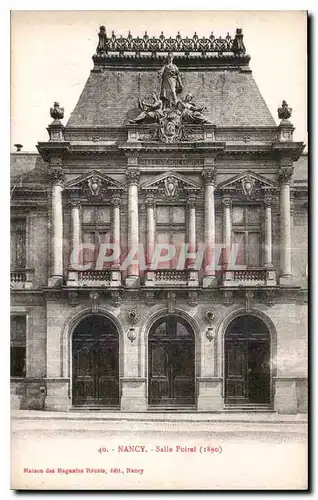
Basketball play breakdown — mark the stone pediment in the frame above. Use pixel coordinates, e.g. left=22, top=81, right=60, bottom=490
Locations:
left=218, top=171, right=277, bottom=198
left=141, top=171, right=201, bottom=198
left=65, top=170, right=124, bottom=198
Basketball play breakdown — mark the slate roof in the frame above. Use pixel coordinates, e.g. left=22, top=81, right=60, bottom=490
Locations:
left=10, top=153, right=48, bottom=186
left=66, top=68, right=276, bottom=129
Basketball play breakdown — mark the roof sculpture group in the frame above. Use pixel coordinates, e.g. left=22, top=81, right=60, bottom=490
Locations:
left=93, top=27, right=247, bottom=143
left=129, top=53, right=211, bottom=142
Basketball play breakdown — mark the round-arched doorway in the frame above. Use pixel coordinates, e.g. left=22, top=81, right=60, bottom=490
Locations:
left=224, top=315, right=271, bottom=407
left=148, top=315, right=195, bottom=407
left=72, top=314, right=119, bottom=408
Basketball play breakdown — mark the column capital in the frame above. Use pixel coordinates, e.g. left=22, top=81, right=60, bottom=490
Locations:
left=69, top=199, right=81, bottom=208
left=111, top=192, right=122, bottom=206
left=145, top=193, right=155, bottom=208
left=222, top=195, right=232, bottom=208
left=201, top=168, right=216, bottom=185
left=187, top=193, right=197, bottom=207
left=279, top=166, right=294, bottom=185
left=264, top=191, right=274, bottom=207
left=49, top=167, right=64, bottom=186
left=126, top=168, right=140, bottom=186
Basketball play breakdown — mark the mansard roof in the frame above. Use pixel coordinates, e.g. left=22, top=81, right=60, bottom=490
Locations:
left=66, top=27, right=276, bottom=129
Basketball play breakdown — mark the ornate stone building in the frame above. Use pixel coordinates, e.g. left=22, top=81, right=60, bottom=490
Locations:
left=10, top=27, right=307, bottom=413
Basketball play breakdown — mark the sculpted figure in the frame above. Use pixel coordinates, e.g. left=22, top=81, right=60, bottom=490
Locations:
left=178, top=94, right=211, bottom=124
left=159, top=53, right=183, bottom=109
left=129, top=93, right=163, bottom=124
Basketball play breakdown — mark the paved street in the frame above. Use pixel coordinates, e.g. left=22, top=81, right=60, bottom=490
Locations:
left=11, top=411, right=307, bottom=490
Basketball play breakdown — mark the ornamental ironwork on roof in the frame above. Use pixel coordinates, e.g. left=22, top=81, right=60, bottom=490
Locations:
left=93, top=26, right=246, bottom=59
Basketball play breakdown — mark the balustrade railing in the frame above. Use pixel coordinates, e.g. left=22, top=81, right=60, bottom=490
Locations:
left=233, top=269, right=267, bottom=282
left=78, top=270, right=112, bottom=282
left=94, top=27, right=246, bottom=57
left=155, top=269, right=188, bottom=283
left=11, top=270, right=27, bottom=283
left=10, top=269, right=34, bottom=288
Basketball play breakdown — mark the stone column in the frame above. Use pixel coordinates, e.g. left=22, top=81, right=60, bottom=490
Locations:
left=110, top=192, right=121, bottom=286
left=264, top=192, right=277, bottom=285
left=67, top=199, right=81, bottom=285
left=202, top=168, right=217, bottom=287
left=126, top=168, right=140, bottom=287
left=187, top=194, right=198, bottom=286
left=264, top=194, right=273, bottom=268
left=145, top=193, right=156, bottom=286
left=71, top=200, right=81, bottom=264
left=279, top=166, right=293, bottom=285
left=222, top=195, right=233, bottom=284
left=48, top=170, right=64, bottom=287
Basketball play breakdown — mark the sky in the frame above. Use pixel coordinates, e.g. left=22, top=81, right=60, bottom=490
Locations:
left=10, top=10, right=307, bottom=151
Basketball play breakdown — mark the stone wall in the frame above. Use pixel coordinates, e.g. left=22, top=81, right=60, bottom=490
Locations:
left=11, top=294, right=307, bottom=413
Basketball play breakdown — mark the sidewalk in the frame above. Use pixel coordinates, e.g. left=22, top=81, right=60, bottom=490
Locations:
left=11, top=410, right=307, bottom=434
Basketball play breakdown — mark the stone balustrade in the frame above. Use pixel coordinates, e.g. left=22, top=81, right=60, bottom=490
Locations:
left=78, top=270, right=112, bottom=285
left=10, top=269, right=34, bottom=289
left=222, top=268, right=270, bottom=286
left=155, top=269, right=188, bottom=284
